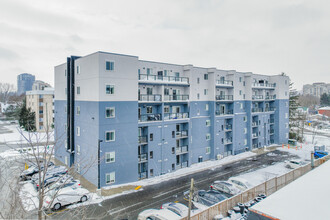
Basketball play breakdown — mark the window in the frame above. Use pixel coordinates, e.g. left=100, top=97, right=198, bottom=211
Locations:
left=106, top=61, right=114, bottom=71
left=147, top=87, right=153, bottom=95
left=204, top=74, right=208, bottom=80
left=244, top=116, right=247, bottom=122
left=243, top=81, right=245, bottom=86
left=243, top=94, right=246, bottom=99
left=77, top=66, right=80, bottom=74
left=147, top=68, right=152, bottom=75
left=172, top=147, right=175, bottom=154
left=77, top=86, right=80, bottom=95
left=150, top=151, right=153, bottom=159
left=65, top=106, right=67, bottom=113
left=105, top=152, right=115, bottom=163
left=204, top=89, right=208, bottom=95
left=206, top=133, right=211, bottom=141
left=244, top=128, right=247, bottom=134
left=65, top=88, right=67, bottom=95
left=65, top=69, right=67, bottom=76
left=65, top=156, right=68, bottom=165
left=206, top=147, right=211, bottom=154
left=172, top=131, right=175, bottom=138
left=105, top=131, right=115, bottom=142
left=147, top=106, right=153, bottom=114
left=240, top=103, right=243, bottom=109
left=164, top=106, right=170, bottom=113
left=106, top=172, right=115, bottom=184
left=150, top=169, right=154, bottom=176
left=286, top=133, right=289, bottom=138
left=285, top=91, right=288, bottom=96
left=285, top=80, right=287, bottom=85
left=205, top=104, right=209, bottom=111
left=164, top=88, right=169, bottom=95
left=239, top=90, right=242, bottom=95
left=77, top=163, right=80, bottom=173
left=172, top=164, right=175, bottom=170
left=106, top=85, right=115, bottom=94
left=221, top=138, right=224, bottom=144
left=285, top=113, right=288, bottom=118
left=197, top=93, right=200, bottom=100
left=244, top=139, right=247, bottom=145
left=197, top=78, right=200, bottom=84
left=239, top=77, right=242, bottom=82
left=206, top=120, right=211, bottom=127
left=77, top=145, right=80, bottom=155
left=106, top=107, right=115, bottom=118
left=76, top=126, right=80, bottom=136
left=77, top=106, right=80, bottom=115
left=150, top=133, right=153, bottom=141
left=286, top=102, right=288, bottom=107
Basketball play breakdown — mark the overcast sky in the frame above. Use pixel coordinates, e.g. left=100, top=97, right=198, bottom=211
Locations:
left=1, top=0, right=329, bottom=90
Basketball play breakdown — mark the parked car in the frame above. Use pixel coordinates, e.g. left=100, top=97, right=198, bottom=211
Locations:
left=314, top=150, right=328, bottom=159
left=46, top=177, right=80, bottom=192
left=228, top=177, right=253, bottom=191
left=35, top=174, right=74, bottom=191
left=20, top=161, right=54, bottom=181
left=137, top=209, right=181, bottom=220
left=194, top=190, right=228, bottom=207
left=161, top=202, right=189, bottom=217
left=44, top=186, right=89, bottom=210
left=211, top=181, right=241, bottom=195
left=285, top=160, right=303, bottom=169
left=31, top=166, right=67, bottom=183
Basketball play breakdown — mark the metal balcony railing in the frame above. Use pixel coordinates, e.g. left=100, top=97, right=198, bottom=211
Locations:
left=215, top=109, right=234, bottom=116
left=252, top=122, right=258, bottom=127
left=216, top=80, right=233, bottom=86
left=252, top=95, right=264, bottom=100
left=270, top=129, right=274, bottom=135
left=139, top=94, right=162, bottom=102
left=265, top=95, right=276, bottom=100
left=270, top=119, right=275, bottom=124
left=224, top=137, right=233, bottom=145
left=252, top=108, right=263, bottom=113
left=138, top=136, right=147, bottom=144
left=252, top=144, right=258, bottom=148
left=138, top=171, right=147, bottom=180
left=225, top=124, right=232, bottom=131
left=138, top=153, right=148, bottom=162
left=176, top=145, right=188, bottom=154
left=139, top=74, right=189, bottom=83
left=164, top=112, right=189, bottom=120
left=139, top=114, right=162, bottom=122
left=265, top=107, right=276, bottom=112
left=176, top=161, right=188, bottom=169
left=164, top=95, right=189, bottom=101
left=176, top=130, right=188, bottom=138
left=252, top=133, right=258, bottom=138
left=252, top=83, right=276, bottom=88
left=215, top=95, right=234, bottom=101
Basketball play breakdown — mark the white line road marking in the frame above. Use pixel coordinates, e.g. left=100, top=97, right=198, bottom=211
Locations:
left=108, top=201, right=143, bottom=215
left=152, top=185, right=187, bottom=198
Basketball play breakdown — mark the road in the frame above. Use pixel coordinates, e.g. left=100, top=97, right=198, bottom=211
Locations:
left=49, top=150, right=297, bottom=220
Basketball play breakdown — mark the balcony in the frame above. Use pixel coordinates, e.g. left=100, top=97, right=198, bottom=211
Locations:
left=215, top=109, right=234, bottom=116
left=252, top=122, right=258, bottom=127
left=139, top=114, right=162, bottom=122
left=138, top=153, right=148, bottom=163
left=138, top=136, right=148, bottom=145
left=215, top=95, right=233, bottom=101
left=176, top=161, right=188, bottom=169
left=216, top=80, right=233, bottom=87
left=252, top=95, right=264, bottom=100
left=164, top=112, right=189, bottom=120
left=252, top=133, right=258, bottom=138
left=252, top=108, right=263, bottom=113
left=270, top=129, right=274, bottom=135
left=265, top=107, right=276, bottom=112
left=252, top=82, right=276, bottom=88
left=164, top=95, right=189, bottom=101
left=270, top=119, right=275, bottom=124
left=138, top=171, right=147, bottom=180
left=176, top=130, right=188, bottom=138
left=224, top=137, right=233, bottom=145
left=225, top=124, right=232, bottom=131
left=139, top=74, right=189, bottom=84
left=265, top=95, right=276, bottom=100
left=176, top=145, right=188, bottom=154
left=252, top=144, right=258, bottom=148
left=139, top=94, right=162, bottom=102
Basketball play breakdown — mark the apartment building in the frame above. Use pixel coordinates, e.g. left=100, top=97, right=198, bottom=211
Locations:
left=54, top=52, right=289, bottom=187
left=26, top=88, right=54, bottom=132
left=303, top=82, right=330, bottom=97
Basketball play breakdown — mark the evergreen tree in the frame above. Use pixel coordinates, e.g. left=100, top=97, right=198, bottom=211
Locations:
left=320, top=93, right=330, bottom=106
left=18, top=99, right=36, bottom=131
left=289, top=82, right=299, bottom=140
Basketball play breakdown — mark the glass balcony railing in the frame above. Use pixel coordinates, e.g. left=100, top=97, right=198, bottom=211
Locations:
left=164, top=95, right=189, bottom=101
left=225, top=124, right=232, bottom=131
left=176, top=161, right=188, bottom=169
left=265, top=107, right=276, bottom=112
left=252, top=83, right=276, bottom=88
left=215, top=109, right=233, bottom=116
left=139, top=74, right=189, bottom=83
left=252, top=108, right=263, bottom=113
left=215, top=95, right=234, bottom=101
left=252, top=95, right=264, bottom=100
left=138, top=171, right=147, bottom=180
left=139, top=114, right=162, bottom=122
left=252, top=144, right=258, bottom=148
left=265, top=95, right=276, bottom=100
left=176, top=130, right=188, bottom=138
left=252, top=133, right=258, bottom=138
left=270, top=129, right=274, bottom=135
left=139, top=94, right=162, bottom=102
left=176, top=145, right=188, bottom=154
left=138, top=153, right=148, bottom=162
left=138, top=136, right=147, bottom=144
left=164, top=112, right=189, bottom=120
left=216, top=80, right=233, bottom=86
left=224, top=137, right=233, bottom=145
left=252, top=122, right=258, bottom=127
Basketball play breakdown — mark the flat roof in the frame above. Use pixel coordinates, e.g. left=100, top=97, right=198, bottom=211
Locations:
left=250, top=160, right=330, bottom=220
left=26, top=89, right=54, bottom=95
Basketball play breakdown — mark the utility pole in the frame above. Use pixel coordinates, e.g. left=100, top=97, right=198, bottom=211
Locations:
left=188, top=178, right=194, bottom=220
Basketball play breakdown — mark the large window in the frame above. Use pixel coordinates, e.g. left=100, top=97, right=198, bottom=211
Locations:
left=105, top=152, right=115, bottom=163
left=206, top=133, right=211, bottom=141
left=105, top=131, right=115, bottom=142
left=106, top=107, right=115, bottom=118
left=206, top=147, right=211, bottom=154
left=77, top=126, right=80, bottom=136
left=77, top=86, right=80, bottom=95
left=77, top=145, right=80, bottom=155
left=147, top=106, right=153, bottom=114
left=204, top=74, right=208, bottom=80
left=77, top=106, right=80, bottom=115
left=164, top=106, right=170, bottom=113
left=206, top=120, right=211, bottom=127
left=106, top=85, right=115, bottom=94
left=106, top=172, right=115, bottom=184
left=106, top=61, right=115, bottom=71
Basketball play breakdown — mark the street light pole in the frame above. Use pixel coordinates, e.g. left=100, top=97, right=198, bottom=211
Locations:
left=98, top=139, right=103, bottom=189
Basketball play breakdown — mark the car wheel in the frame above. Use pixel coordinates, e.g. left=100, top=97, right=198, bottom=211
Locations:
left=53, top=203, right=61, bottom=211
left=80, top=195, right=87, bottom=202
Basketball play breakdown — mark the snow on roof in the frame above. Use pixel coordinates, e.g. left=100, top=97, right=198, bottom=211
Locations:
left=319, top=106, right=330, bottom=110
left=250, top=160, right=330, bottom=220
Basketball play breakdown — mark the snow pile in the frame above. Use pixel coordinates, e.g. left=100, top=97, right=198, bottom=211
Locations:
left=19, top=182, right=39, bottom=211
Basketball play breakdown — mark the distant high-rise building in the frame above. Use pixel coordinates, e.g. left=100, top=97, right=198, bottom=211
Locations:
left=303, top=82, right=330, bottom=98
left=17, top=73, right=35, bottom=95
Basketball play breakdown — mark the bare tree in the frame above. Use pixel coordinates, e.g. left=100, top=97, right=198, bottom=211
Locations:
left=0, top=83, right=16, bottom=104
